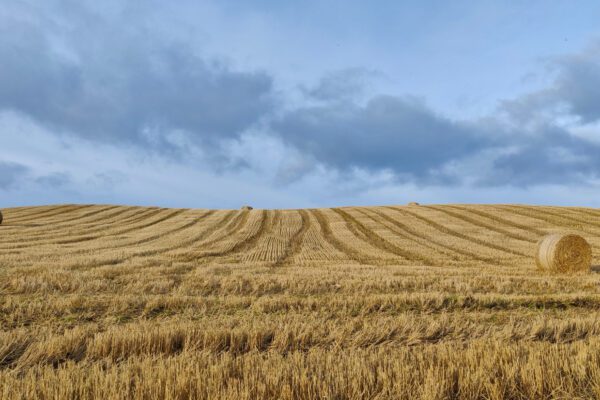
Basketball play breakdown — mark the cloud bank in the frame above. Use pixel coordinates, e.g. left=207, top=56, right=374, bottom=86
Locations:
left=1, top=1, right=600, bottom=207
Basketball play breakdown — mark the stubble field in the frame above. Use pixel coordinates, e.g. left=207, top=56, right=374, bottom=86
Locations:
left=2, top=204, right=600, bottom=399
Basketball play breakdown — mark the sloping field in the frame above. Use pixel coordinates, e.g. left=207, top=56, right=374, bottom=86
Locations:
left=2, top=204, right=600, bottom=399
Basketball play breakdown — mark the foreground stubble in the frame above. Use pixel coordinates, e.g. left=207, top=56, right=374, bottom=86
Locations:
left=1, top=204, right=600, bottom=399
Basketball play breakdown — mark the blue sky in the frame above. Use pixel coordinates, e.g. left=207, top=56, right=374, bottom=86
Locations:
left=1, top=0, right=600, bottom=209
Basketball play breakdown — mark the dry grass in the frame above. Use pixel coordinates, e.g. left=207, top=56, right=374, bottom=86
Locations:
left=1, top=204, right=600, bottom=399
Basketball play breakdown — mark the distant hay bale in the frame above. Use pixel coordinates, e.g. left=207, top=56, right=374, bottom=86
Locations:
left=0, top=210, right=3, bottom=225
left=241, top=205, right=253, bottom=211
left=408, top=202, right=420, bottom=206
left=535, top=233, right=592, bottom=273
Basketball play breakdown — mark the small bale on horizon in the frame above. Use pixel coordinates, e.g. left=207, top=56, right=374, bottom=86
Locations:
left=535, top=233, right=592, bottom=273
left=408, top=202, right=420, bottom=206
left=241, top=205, right=253, bottom=210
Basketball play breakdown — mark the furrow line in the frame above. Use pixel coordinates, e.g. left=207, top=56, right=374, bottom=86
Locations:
left=333, top=208, right=437, bottom=266
left=119, top=210, right=212, bottom=247
left=35, top=205, right=121, bottom=227
left=69, top=210, right=221, bottom=265
left=0, top=207, right=154, bottom=250
left=69, top=210, right=216, bottom=256
left=495, top=206, right=600, bottom=253
left=449, top=205, right=545, bottom=236
left=166, top=211, right=251, bottom=261
left=355, top=208, right=452, bottom=264
left=52, top=207, right=156, bottom=237
left=364, top=208, right=496, bottom=264
left=0, top=205, right=122, bottom=240
left=497, top=206, right=600, bottom=233
left=428, top=206, right=535, bottom=243
left=111, top=208, right=163, bottom=226
left=200, top=210, right=270, bottom=259
left=3, top=205, right=75, bottom=222
left=0, top=205, right=48, bottom=218
left=1, top=205, right=112, bottom=230
left=272, top=210, right=311, bottom=267
left=8, top=205, right=90, bottom=224
left=563, top=207, right=600, bottom=220
left=389, top=207, right=528, bottom=258
left=120, top=210, right=233, bottom=260
left=197, top=210, right=250, bottom=249
left=535, top=206, right=600, bottom=230
left=55, top=209, right=179, bottom=245
left=309, top=209, right=369, bottom=264
left=40, top=211, right=228, bottom=270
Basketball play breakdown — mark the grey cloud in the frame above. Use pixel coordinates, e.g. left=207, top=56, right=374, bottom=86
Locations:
left=553, top=43, right=600, bottom=123
left=0, top=3, right=275, bottom=148
left=489, top=43, right=600, bottom=187
left=273, top=95, right=491, bottom=183
left=3, top=2, right=600, bottom=192
left=273, top=92, right=600, bottom=187
left=0, top=161, right=30, bottom=189
left=502, top=42, right=600, bottom=124
left=478, top=125, right=600, bottom=186
left=489, top=148, right=591, bottom=187
left=274, top=41, right=600, bottom=187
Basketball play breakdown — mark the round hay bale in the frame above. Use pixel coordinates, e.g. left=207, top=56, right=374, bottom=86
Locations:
left=0, top=210, right=3, bottom=225
left=240, top=205, right=253, bottom=211
left=408, top=202, right=420, bottom=206
left=535, top=233, right=592, bottom=273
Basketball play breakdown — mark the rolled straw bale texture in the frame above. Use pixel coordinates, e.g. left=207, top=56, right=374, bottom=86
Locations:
left=535, top=233, right=592, bottom=273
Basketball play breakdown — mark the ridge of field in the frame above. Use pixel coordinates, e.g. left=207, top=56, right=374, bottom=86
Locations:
left=2, top=204, right=600, bottom=399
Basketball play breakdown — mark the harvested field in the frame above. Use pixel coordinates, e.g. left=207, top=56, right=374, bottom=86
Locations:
left=2, top=203, right=600, bottom=399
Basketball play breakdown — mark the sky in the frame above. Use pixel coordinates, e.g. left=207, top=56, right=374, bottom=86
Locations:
left=1, top=0, right=600, bottom=209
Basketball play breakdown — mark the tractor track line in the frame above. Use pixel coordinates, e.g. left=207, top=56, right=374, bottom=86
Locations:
left=199, top=210, right=270, bottom=259
left=448, top=206, right=545, bottom=237
left=428, top=206, right=535, bottom=243
left=389, top=207, right=528, bottom=258
left=363, top=208, right=497, bottom=265
left=333, top=208, right=437, bottom=266
left=309, top=209, right=371, bottom=264
left=272, top=210, right=311, bottom=267
left=8, top=205, right=91, bottom=224
left=0, top=205, right=123, bottom=240
left=0, top=208, right=158, bottom=250
left=55, top=209, right=182, bottom=245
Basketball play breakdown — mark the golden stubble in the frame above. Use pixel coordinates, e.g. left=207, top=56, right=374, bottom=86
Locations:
left=1, top=203, right=600, bottom=399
